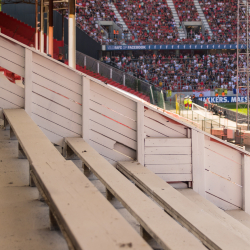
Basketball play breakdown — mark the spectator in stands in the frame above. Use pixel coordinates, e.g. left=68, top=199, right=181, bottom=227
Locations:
left=58, top=54, right=65, bottom=63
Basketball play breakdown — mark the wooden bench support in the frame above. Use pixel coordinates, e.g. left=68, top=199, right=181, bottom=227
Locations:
left=18, top=142, right=27, bottom=159
left=50, top=210, right=60, bottom=231
left=140, top=225, right=152, bottom=241
left=3, top=115, right=10, bottom=130
left=63, top=142, right=79, bottom=160
left=29, top=165, right=36, bottom=187
left=10, top=126, right=16, bottom=140
left=106, top=188, right=114, bottom=201
left=82, top=163, right=91, bottom=176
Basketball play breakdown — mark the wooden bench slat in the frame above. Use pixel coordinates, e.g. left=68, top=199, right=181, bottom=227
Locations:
left=117, top=161, right=250, bottom=250
left=3, top=109, right=152, bottom=250
left=179, top=189, right=250, bottom=245
left=65, top=137, right=207, bottom=250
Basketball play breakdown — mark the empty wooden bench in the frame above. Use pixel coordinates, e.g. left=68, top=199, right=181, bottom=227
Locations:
left=117, top=161, right=250, bottom=250
left=64, top=137, right=207, bottom=250
left=3, top=109, right=152, bottom=250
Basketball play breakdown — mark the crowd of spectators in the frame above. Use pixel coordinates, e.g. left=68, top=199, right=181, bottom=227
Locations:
left=174, top=0, right=200, bottom=22
left=103, top=52, right=238, bottom=91
left=58, top=0, right=242, bottom=45
left=115, top=0, right=179, bottom=44
left=199, top=0, right=238, bottom=43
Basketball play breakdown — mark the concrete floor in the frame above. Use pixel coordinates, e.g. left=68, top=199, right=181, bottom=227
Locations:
left=0, top=121, right=162, bottom=250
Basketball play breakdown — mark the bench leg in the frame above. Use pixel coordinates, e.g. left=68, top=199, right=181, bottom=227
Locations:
left=83, top=163, right=91, bottom=176
left=140, top=225, right=152, bottom=241
left=106, top=188, right=114, bottom=201
left=63, top=142, right=79, bottom=160
left=18, top=143, right=27, bottom=159
left=3, top=115, right=10, bottom=130
left=10, top=126, right=16, bottom=140
left=29, top=165, right=36, bottom=187
left=49, top=210, right=60, bottom=231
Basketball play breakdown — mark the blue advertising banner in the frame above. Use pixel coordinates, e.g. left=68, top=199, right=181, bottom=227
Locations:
left=106, top=44, right=239, bottom=51
left=198, top=96, right=248, bottom=103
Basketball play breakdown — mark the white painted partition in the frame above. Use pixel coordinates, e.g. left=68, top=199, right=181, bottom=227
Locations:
left=1, top=33, right=250, bottom=213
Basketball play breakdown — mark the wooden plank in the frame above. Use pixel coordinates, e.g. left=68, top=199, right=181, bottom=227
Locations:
left=32, top=72, right=82, bottom=104
left=180, top=189, right=250, bottom=244
left=0, top=96, right=23, bottom=109
left=144, top=116, right=186, bottom=138
left=226, top=210, right=250, bottom=229
left=145, top=155, right=191, bottom=165
left=156, top=173, right=192, bottom=182
left=206, top=192, right=241, bottom=211
left=33, top=93, right=82, bottom=125
left=205, top=147, right=242, bottom=185
left=32, top=62, right=81, bottom=95
left=31, top=113, right=81, bottom=139
left=145, top=138, right=191, bottom=147
left=65, top=138, right=207, bottom=250
left=33, top=83, right=82, bottom=115
left=205, top=138, right=242, bottom=164
left=137, top=102, right=144, bottom=165
left=146, top=164, right=192, bottom=174
left=144, top=109, right=187, bottom=136
left=205, top=170, right=243, bottom=208
left=89, top=130, right=116, bottom=149
left=0, top=86, right=24, bottom=107
left=144, top=126, right=168, bottom=138
left=90, top=80, right=137, bottom=111
left=90, top=100, right=137, bottom=130
left=0, top=35, right=25, bottom=56
left=39, top=126, right=64, bottom=146
left=117, top=161, right=250, bottom=250
left=82, top=76, right=90, bottom=142
left=145, top=147, right=191, bottom=155
left=32, top=53, right=82, bottom=85
left=90, top=89, right=137, bottom=120
left=32, top=160, right=152, bottom=250
left=90, top=120, right=137, bottom=150
left=90, top=109, right=137, bottom=140
left=243, top=155, right=250, bottom=214
left=89, top=140, right=134, bottom=162
left=192, top=130, right=206, bottom=197
left=0, top=74, right=25, bottom=97
left=31, top=103, right=82, bottom=135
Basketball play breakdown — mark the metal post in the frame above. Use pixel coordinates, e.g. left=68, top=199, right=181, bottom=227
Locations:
left=35, top=0, right=38, bottom=50
left=84, top=56, right=86, bottom=67
left=97, top=62, right=99, bottom=74
left=62, top=10, right=65, bottom=42
left=45, top=6, right=49, bottom=54
left=68, top=0, right=76, bottom=69
left=40, top=0, right=44, bottom=53
left=123, top=73, right=125, bottom=86
left=110, top=68, right=112, bottom=79
left=49, top=0, right=53, bottom=57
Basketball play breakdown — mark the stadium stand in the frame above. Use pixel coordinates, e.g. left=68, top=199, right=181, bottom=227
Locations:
left=109, top=51, right=237, bottom=90
left=114, top=0, right=179, bottom=44
left=199, top=0, right=238, bottom=43
left=174, top=0, right=200, bottom=22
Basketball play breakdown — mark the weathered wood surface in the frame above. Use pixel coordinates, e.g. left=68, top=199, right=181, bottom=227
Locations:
left=3, top=108, right=152, bottom=250
left=179, top=189, right=250, bottom=245
left=65, top=137, right=207, bottom=250
left=117, top=161, right=250, bottom=250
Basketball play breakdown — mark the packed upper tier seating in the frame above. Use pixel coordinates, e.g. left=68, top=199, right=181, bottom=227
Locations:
left=199, top=0, right=238, bottom=43
left=174, top=0, right=200, bottom=22
left=115, top=0, right=179, bottom=44
left=109, top=52, right=237, bottom=91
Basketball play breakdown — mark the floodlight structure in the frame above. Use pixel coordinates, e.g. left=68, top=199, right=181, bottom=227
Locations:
left=237, top=0, right=250, bottom=130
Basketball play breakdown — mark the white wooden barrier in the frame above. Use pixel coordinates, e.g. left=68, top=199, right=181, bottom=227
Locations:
left=1, top=33, right=250, bottom=213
